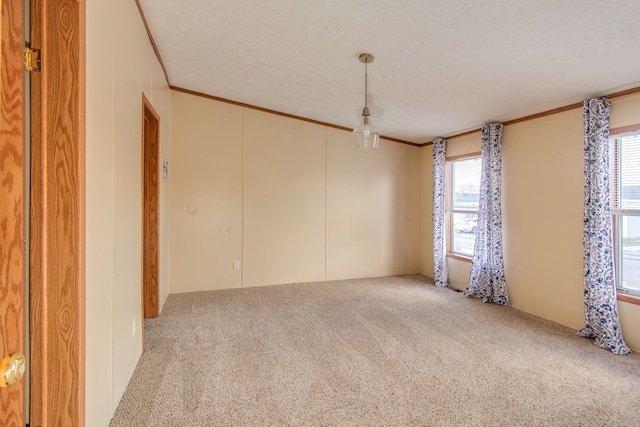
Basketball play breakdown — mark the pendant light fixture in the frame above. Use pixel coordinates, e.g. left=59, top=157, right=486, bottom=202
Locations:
left=353, top=53, right=380, bottom=149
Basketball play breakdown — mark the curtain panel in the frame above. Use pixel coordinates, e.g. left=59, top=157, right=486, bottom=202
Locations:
left=465, top=123, right=509, bottom=305
left=433, top=138, right=448, bottom=287
left=579, top=97, right=631, bottom=355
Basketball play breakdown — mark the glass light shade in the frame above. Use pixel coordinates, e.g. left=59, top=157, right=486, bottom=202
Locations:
left=353, top=117, right=380, bottom=149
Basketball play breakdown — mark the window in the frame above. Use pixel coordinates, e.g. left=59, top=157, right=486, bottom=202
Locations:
left=448, top=156, right=481, bottom=257
left=610, top=132, right=640, bottom=296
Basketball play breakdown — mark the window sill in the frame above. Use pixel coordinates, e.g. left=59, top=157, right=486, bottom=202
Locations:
left=618, top=292, right=640, bottom=306
left=447, top=252, right=472, bottom=263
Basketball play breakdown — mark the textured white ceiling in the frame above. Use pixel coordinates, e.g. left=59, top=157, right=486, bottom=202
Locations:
left=138, top=0, right=640, bottom=144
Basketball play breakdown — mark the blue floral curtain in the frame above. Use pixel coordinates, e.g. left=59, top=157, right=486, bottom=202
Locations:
left=465, top=123, right=509, bottom=305
left=433, top=138, right=448, bottom=287
left=578, top=97, right=631, bottom=355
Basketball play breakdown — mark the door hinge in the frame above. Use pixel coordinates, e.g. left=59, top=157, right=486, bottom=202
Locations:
left=24, top=46, right=41, bottom=72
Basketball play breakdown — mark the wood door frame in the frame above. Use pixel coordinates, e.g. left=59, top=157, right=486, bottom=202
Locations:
left=142, top=93, right=160, bottom=325
left=0, top=0, right=26, bottom=424
left=29, top=0, right=85, bottom=425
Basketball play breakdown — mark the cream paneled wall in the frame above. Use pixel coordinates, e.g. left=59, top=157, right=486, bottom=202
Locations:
left=86, top=0, right=172, bottom=425
left=170, top=92, right=244, bottom=291
left=155, top=65, right=173, bottom=310
left=327, top=128, right=420, bottom=280
left=393, top=141, right=422, bottom=274
left=419, top=145, right=434, bottom=278
left=327, top=131, right=397, bottom=279
left=611, top=92, right=640, bottom=127
left=244, top=110, right=328, bottom=286
left=85, top=1, right=114, bottom=424
left=502, top=109, right=585, bottom=327
left=111, top=0, right=152, bottom=410
left=170, top=91, right=421, bottom=291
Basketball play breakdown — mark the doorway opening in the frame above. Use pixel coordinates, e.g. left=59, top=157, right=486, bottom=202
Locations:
left=142, top=95, right=160, bottom=324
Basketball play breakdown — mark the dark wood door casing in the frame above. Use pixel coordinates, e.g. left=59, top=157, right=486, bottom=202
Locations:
left=142, top=95, right=159, bottom=319
left=29, top=0, right=85, bottom=425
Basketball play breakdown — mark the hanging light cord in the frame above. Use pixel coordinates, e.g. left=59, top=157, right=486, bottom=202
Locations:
left=364, top=61, right=368, bottom=110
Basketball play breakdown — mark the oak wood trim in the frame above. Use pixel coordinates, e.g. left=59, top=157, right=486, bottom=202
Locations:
left=0, top=0, right=26, bottom=423
left=442, top=128, right=482, bottom=143
left=420, top=104, right=582, bottom=147
left=446, top=151, right=482, bottom=162
left=502, top=102, right=583, bottom=127
left=134, top=0, right=169, bottom=85
left=420, top=85, right=640, bottom=147
left=610, top=124, right=640, bottom=136
left=606, top=85, right=640, bottom=100
left=78, top=0, right=87, bottom=424
left=170, top=86, right=422, bottom=147
left=142, top=92, right=160, bottom=125
left=618, top=293, right=640, bottom=306
left=447, top=253, right=473, bottom=263
left=30, top=0, right=84, bottom=425
left=29, top=0, right=44, bottom=421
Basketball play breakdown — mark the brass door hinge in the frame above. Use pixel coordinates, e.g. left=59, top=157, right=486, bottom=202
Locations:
left=24, top=46, right=41, bottom=72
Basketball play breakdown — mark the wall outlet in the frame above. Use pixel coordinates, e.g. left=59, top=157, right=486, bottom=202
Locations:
left=233, top=260, right=240, bottom=270
left=132, top=318, right=136, bottom=337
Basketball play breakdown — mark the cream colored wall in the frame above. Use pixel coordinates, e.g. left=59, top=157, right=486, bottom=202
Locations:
left=154, top=56, right=172, bottom=309
left=610, top=93, right=640, bottom=128
left=327, top=128, right=420, bottom=279
left=244, top=110, right=327, bottom=286
left=85, top=0, right=114, bottom=424
left=619, top=301, right=640, bottom=350
left=170, top=92, right=243, bottom=291
left=420, top=95, right=640, bottom=352
left=170, top=91, right=421, bottom=291
left=502, top=110, right=585, bottom=328
left=86, top=0, right=171, bottom=425
left=445, top=131, right=481, bottom=157
left=419, top=145, right=434, bottom=277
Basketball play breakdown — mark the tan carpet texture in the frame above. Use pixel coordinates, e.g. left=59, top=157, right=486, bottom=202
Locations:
left=109, top=275, right=640, bottom=426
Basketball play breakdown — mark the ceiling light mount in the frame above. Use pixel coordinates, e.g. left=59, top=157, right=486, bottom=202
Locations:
left=359, top=53, right=374, bottom=64
left=353, top=52, right=379, bottom=149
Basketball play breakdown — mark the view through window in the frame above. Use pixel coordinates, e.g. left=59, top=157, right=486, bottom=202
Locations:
left=611, top=132, right=640, bottom=295
left=449, top=157, right=481, bottom=257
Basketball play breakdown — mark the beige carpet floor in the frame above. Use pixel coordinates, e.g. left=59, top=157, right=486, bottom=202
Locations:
left=109, top=275, right=640, bottom=426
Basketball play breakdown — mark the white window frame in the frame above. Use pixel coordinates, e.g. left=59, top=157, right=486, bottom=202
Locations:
left=610, top=131, right=640, bottom=297
left=446, top=154, right=481, bottom=259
